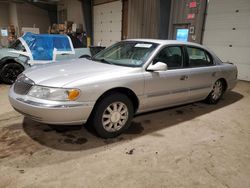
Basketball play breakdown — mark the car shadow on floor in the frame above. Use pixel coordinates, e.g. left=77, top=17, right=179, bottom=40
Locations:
left=22, top=91, right=243, bottom=151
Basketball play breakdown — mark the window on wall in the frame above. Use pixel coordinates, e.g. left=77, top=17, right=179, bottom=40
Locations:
left=0, top=29, right=8, bottom=37
left=176, top=29, right=189, bottom=42
left=186, top=47, right=213, bottom=67
left=154, top=46, right=183, bottom=69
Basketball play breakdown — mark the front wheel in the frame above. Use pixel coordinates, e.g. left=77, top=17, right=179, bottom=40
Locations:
left=90, top=93, right=134, bottom=138
left=0, top=62, right=24, bottom=84
left=205, top=79, right=225, bottom=104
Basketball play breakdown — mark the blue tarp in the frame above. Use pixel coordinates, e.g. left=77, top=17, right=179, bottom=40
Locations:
left=22, top=32, right=73, bottom=61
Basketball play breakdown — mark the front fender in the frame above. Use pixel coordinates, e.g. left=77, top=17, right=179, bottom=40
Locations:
left=0, top=56, right=29, bottom=69
left=0, top=56, right=16, bottom=63
left=67, top=72, right=145, bottom=103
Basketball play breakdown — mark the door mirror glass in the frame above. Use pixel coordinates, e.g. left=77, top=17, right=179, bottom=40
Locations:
left=147, top=62, right=167, bottom=71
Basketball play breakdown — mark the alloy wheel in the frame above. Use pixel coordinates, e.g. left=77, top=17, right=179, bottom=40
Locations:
left=102, top=102, right=129, bottom=132
left=211, top=80, right=223, bottom=100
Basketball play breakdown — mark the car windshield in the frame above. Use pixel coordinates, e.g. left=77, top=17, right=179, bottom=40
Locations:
left=9, top=39, right=26, bottom=51
left=93, top=41, right=158, bottom=67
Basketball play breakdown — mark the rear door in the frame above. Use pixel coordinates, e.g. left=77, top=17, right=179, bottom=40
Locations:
left=143, top=45, right=190, bottom=110
left=185, top=46, right=220, bottom=100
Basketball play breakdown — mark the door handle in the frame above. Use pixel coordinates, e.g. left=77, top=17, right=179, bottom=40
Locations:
left=180, top=75, right=188, bottom=80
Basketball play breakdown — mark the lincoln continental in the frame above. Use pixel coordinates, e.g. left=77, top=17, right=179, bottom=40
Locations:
left=9, top=39, right=237, bottom=138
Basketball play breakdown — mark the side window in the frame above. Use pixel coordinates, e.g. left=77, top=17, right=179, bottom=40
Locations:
left=154, top=46, right=183, bottom=69
left=187, top=47, right=213, bottom=67
left=13, top=40, right=26, bottom=52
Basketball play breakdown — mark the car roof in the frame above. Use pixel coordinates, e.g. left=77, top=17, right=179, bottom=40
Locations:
left=125, top=38, right=204, bottom=48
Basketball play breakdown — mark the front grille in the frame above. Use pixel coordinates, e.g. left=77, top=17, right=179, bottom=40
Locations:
left=14, top=74, right=34, bottom=95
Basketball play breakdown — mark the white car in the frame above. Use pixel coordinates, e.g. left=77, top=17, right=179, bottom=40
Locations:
left=9, top=39, right=237, bottom=138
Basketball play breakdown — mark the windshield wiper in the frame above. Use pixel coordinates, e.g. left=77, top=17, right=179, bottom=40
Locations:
left=80, top=54, right=92, bottom=59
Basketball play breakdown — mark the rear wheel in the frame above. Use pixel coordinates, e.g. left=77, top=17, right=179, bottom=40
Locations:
left=90, top=93, right=134, bottom=138
left=205, top=79, right=225, bottom=104
left=0, top=62, right=24, bottom=84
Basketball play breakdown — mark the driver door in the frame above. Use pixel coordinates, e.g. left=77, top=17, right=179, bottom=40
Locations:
left=143, top=46, right=191, bottom=110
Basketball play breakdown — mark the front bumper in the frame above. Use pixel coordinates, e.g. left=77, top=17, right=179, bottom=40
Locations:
left=9, top=86, right=94, bottom=125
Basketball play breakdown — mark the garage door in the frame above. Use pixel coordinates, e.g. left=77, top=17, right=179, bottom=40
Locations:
left=93, top=1, right=122, bottom=47
left=203, top=0, right=250, bottom=81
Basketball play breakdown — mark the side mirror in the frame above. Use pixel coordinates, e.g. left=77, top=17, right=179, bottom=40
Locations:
left=147, top=62, right=167, bottom=72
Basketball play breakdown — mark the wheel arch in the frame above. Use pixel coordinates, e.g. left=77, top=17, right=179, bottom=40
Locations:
left=0, top=57, right=24, bottom=69
left=217, top=78, right=228, bottom=91
left=94, top=87, right=140, bottom=113
left=0, top=58, right=25, bottom=84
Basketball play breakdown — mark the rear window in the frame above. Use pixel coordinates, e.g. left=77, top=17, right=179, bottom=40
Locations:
left=187, top=47, right=213, bottom=67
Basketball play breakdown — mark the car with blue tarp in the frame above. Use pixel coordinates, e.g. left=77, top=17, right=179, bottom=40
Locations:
left=0, top=32, right=91, bottom=84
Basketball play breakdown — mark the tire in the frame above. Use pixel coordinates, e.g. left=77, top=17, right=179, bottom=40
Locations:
left=205, top=79, right=225, bottom=104
left=0, top=62, right=24, bottom=84
left=90, top=93, right=134, bottom=138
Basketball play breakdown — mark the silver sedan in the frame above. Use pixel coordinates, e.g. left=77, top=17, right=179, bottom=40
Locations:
left=9, top=39, right=237, bottom=138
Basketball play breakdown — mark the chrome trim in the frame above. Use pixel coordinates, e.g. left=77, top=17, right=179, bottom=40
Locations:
left=146, top=85, right=211, bottom=98
left=146, top=88, right=187, bottom=98
left=16, top=98, right=89, bottom=108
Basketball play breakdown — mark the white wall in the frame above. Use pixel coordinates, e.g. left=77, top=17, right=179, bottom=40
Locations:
left=93, top=1, right=122, bottom=46
left=58, top=0, right=85, bottom=29
left=16, top=3, right=50, bottom=34
left=8, top=2, right=50, bottom=34
left=203, top=0, right=250, bottom=81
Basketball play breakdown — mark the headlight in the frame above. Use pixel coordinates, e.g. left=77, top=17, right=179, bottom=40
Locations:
left=28, top=85, right=80, bottom=101
left=17, top=55, right=29, bottom=63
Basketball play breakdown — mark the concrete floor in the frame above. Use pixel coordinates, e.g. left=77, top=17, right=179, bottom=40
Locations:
left=0, top=81, right=249, bottom=188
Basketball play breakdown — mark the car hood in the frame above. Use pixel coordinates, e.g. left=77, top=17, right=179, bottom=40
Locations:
left=0, top=48, right=19, bottom=60
left=23, top=58, right=140, bottom=87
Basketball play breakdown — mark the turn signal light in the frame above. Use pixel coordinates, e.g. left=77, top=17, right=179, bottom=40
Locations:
left=67, top=89, right=80, bottom=100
